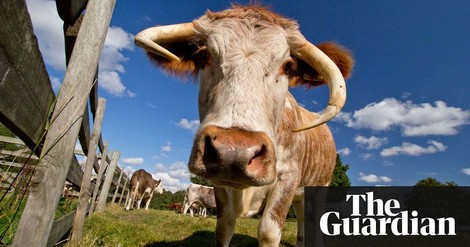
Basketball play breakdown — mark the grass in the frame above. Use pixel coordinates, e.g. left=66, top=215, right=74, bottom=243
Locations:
left=0, top=195, right=77, bottom=245
left=67, top=204, right=297, bottom=247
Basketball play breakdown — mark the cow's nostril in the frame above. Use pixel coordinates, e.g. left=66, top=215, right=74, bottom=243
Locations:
left=203, top=136, right=219, bottom=166
left=250, top=144, right=267, bottom=164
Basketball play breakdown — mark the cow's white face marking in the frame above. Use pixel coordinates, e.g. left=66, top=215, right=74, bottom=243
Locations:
left=196, top=19, right=291, bottom=142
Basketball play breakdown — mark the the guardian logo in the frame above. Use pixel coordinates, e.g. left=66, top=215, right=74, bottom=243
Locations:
left=319, top=192, right=456, bottom=236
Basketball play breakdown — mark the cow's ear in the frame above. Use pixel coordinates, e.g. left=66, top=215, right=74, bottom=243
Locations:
left=146, top=42, right=200, bottom=79
left=289, top=42, right=354, bottom=88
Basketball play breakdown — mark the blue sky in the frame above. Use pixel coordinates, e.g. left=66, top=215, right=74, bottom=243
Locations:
left=26, top=0, right=470, bottom=191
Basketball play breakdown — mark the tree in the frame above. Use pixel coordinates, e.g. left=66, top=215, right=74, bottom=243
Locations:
left=415, top=177, right=457, bottom=187
left=190, top=175, right=213, bottom=187
left=330, top=154, right=351, bottom=187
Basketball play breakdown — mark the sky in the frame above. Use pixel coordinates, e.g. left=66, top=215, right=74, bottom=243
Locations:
left=25, top=0, right=470, bottom=192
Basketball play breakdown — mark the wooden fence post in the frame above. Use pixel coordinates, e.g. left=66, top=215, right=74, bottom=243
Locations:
left=95, top=151, right=120, bottom=212
left=118, top=175, right=128, bottom=205
left=89, top=141, right=108, bottom=215
left=70, top=98, right=106, bottom=242
left=12, top=0, right=116, bottom=246
left=112, top=168, right=124, bottom=203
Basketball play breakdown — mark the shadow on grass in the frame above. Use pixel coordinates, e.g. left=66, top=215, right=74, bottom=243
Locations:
left=143, top=230, right=258, bottom=247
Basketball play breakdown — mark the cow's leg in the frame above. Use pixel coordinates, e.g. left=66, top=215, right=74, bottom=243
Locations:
left=145, top=191, right=155, bottom=210
left=190, top=204, right=195, bottom=217
left=258, top=177, right=298, bottom=247
left=214, top=187, right=236, bottom=247
left=130, top=181, right=140, bottom=210
left=202, top=207, right=207, bottom=217
left=125, top=192, right=132, bottom=211
left=182, top=195, right=190, bottom=215
left=292, top=187, right=305, bottom=247
left=183, top=202, right=191, bottom=215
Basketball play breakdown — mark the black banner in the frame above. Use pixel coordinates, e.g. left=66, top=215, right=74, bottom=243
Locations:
left=305, top=187, right=470, bottom=247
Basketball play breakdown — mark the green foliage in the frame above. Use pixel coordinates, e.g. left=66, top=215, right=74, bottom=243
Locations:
left=415, top=177, right=458, bottom=187
left=330, top=154, right=351, bottom=187
left=150, top=190, right=186, bottom=210
left=0, top=195, right=77, bottom=245
left=190, top=175, right=213, bottom=187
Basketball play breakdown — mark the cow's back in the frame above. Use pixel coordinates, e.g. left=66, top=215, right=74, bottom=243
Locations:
left=130, top=169, right=153, bottom=195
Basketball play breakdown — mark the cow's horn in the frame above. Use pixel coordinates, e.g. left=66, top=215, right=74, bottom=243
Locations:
left=292, top=41, right=346, bottom=132
left=134, top=23, right=195, bottom=62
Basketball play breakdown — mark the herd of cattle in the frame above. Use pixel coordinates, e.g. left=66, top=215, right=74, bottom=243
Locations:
left=124, top=169, right=216, bottom=217
left=126, top=4, right=353, bottom=246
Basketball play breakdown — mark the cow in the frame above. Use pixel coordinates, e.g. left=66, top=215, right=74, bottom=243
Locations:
left=125, top=169, right=163, bottom=210
left=183, top=183, right=216, bottom=217
left=135, top=5, right=353, bottom=246
left=168, top=202, right=184, bottom=213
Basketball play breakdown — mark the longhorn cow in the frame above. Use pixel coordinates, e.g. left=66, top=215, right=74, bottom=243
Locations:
left=135, top=5, right=353, bottom=246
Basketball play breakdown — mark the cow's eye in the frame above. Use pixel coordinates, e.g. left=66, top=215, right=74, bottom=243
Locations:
left=192, top=46, right=210, bottom=68
left=281, top=59, right=295, bottom=76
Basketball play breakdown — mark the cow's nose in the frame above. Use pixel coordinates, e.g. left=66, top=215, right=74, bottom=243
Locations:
left=203, top=131, right=267, bottom=169
left=188, top=125, right=276, bottom=186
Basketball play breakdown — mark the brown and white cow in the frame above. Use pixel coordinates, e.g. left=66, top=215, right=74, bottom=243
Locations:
left=135, top=5, right=353, bottom=246
left=125, top=169, right=163, bottom=210
left=183, top=183, right=216, bottom=217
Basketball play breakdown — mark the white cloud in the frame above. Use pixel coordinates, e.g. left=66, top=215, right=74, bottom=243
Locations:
left=336, top=98, right=470, bottom=136
left=98, top=26, right=134, bottom=96
left=50, top=76, right=62, bottom=91
left=147, top=103, right=157, bottom=109
left=461, top=168, right=470, bottom=176
left=359, top=172, right=392, bottom=183
left=354, top=135, right=388, bottom=150
left=380, top=140, right=447, bottom=157
left=337, top=148, right=351, bottom=156
left=177, top=119, right=200, bottom=132
left=26, top=1, right=135, bottom=97
left=360, top=153, right=374, bottom=160
left=122, top=165, right=136, bottom=175
left=127, top=90, right=137, bottom=98
left=162, top=142, right=172, bottom=152
left=122, top=157, right=144, bottom=166
left=153, top=161, right=191, bottom=192
left=26, top=0, right=65, bottom=71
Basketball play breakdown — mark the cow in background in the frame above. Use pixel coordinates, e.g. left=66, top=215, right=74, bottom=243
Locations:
left=183, top=183, right=216, bottom=217
left=168, top=202, right=184, bottom=213
left=125, top=169, right=163, bottom=210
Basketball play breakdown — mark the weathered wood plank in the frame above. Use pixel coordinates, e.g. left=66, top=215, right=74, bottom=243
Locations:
left=0, top=136, right=26, bottom=146
left=0, top=0, right=55, bottom=153
left=112, top=167, right=124, bottom=203
left=47, top=210, right=75, bottom=247
left=12, top=0, right=116, bottom=245
left=71, top=98, right=106, bottom=242
left=96, top=151, right=120, bottom=212
left=118, top=177, right=129, bottom=205
left=89, top=141, right=108, bottom=215
left=0, top=160, right=26, bottom=168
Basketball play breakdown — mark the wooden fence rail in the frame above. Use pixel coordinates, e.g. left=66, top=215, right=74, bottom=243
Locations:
left=0, top=0, right=129, bottom=246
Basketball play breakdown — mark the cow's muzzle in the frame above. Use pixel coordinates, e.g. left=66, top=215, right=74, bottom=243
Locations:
left=189, top=125, right=276, bottom=188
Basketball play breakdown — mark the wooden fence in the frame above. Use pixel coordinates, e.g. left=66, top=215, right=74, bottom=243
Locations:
left=0, top=0, right=129, bottom=245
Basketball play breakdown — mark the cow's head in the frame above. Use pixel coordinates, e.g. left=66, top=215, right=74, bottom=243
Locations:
left=154, top=179, right=163, bottom=194
left=136, top=6, right=353, bottom=189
